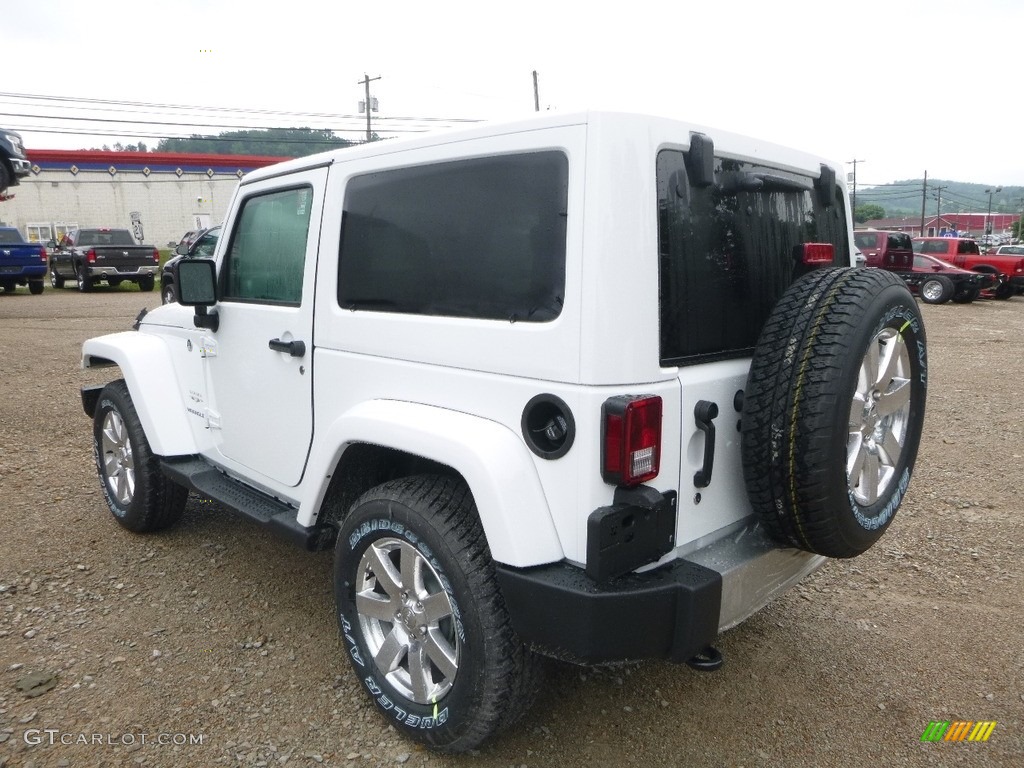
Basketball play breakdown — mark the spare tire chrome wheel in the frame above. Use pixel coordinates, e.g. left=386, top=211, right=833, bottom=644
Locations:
left=847, top=326, right=912, bottom=507
left=741, top=268, right=927, bottom=558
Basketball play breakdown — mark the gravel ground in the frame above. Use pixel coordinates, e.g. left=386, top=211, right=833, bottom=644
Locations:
left=1, top=286, right=1022, bottom=768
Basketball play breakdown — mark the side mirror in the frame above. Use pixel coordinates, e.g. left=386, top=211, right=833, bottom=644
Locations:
left=46, top=239, right=57, bottom=248
left=175, top=242, right=189, bottom=256
left=173, top=258, right=219, bottom=331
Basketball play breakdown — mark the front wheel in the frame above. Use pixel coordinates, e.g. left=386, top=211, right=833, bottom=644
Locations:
left=335, top=475, right=540, bottom=753
left=161, top=281, right=176, bottom=304
left=93, top=380, right=187, bottom=532
left=50, top=270, right=65, bottom=289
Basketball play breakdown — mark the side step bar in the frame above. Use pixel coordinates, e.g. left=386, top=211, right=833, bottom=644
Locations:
left=160, top=457, right=334, bottom=551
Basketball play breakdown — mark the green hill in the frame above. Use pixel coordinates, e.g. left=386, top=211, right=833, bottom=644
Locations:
left=855, top=180, right=1022, bottom=218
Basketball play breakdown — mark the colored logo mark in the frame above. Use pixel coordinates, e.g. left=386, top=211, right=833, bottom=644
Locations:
left=921, top=721, right=997, bottom=742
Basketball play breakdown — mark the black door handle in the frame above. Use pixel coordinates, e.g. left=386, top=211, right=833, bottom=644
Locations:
left=268, top=338, right=306, bottom=357
left=693, top=400, right=719, bottom=488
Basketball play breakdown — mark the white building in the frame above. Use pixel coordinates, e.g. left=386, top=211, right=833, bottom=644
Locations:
left=0, top=149, right=287, bottom=246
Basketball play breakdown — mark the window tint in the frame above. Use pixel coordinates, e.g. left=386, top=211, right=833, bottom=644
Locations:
left=957, top=240, right=980, bottom=255
left=887, top=233, right=912, bottom=249
left=222, top=187, right=312, bottom=304
left=338, top=152, right=568, bottom=322
left=854, top=232, right=879, bottom=249
left=0, top=230, right=23, bottom=244
left=657, top=151, right=849, bottom=365
left=78, top=230, right=136, bottom=246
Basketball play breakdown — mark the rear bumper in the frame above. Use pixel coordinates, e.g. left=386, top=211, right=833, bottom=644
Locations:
left=88, top=265, right=156, bottom=278
left=496, top=519, right=825, bottom=664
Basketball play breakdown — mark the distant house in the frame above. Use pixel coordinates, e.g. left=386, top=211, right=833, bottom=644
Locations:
left=861, top=212, right=1018, bottom=238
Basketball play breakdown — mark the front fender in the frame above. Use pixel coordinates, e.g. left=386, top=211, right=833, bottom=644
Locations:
left=299, top=400, right=564, bottom=568
left=82, top=331, right=197, bottom=456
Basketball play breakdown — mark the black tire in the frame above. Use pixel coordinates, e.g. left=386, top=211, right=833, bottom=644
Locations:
left=0, top=163, right=9, bottom=193
left=335, top=475, right=540, bottom=753
left=919, top=275, right=954, bottom=304
left=28, top=279, right=44, bottom=295
left=76, top=265, right=93, bottom=292
left=50, top=270, right=65, bottom=289
left=741, top=268, right=927, bottom=558
left=993, top=280, right=1014, bottom=300
left=951, top=285, right=979, bottom=304
left=162, top=281, right=176, bottom=304
left=1, top=282, right=15, bottom=293
left=93, top=379, right=187, bottom=532
left=138, top=275, right=155, bottom=292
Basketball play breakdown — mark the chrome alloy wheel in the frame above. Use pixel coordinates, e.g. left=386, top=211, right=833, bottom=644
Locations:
left=355, top=537, right=460, bottom=704
left=100, top=409, right=135, bottom=505
left=921, top=280, right=943, bottom=302
left=847, top=327, right=912, bottom=505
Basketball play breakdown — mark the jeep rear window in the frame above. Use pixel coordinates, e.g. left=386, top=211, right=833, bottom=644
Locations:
left=854, top=232, right=880, bottom=249
left=657, top=151, right=849, bottom=365
left=887, top=233, right=912, bottom=249
left=338, top=151, right=568, bottom=322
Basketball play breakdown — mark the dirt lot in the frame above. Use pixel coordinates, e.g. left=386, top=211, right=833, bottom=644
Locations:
left=1, top=286, right=1022, bottom=768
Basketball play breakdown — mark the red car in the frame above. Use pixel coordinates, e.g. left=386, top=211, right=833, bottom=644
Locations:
left=913, top=237, right=1024, bottom=300
left=902, top=253, right=996, bottom=304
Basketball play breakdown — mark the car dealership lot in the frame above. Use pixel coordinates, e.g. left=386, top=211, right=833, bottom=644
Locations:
left=1, top=289, right=1022, bottom=767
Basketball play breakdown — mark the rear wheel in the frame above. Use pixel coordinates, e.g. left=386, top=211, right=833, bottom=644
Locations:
left=138, top=275, right=155, bottom=292
left=93, top=380, right=187, bottom=532
left=920, top=275, right=953, bottom=304
left=335, top=475, right=540, bottom=753
left=1, top=282, right=15, bottom=293
left=76, top=266, right=93, bottom=292
left=108, top=278, right=123, bottom=288
left=28, top=279, right=44, bottom=295
left=741, top=268, right=927, bottom=558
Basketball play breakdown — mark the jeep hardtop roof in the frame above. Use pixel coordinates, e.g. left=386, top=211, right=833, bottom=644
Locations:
left=240, top=111, right=843, bottom=186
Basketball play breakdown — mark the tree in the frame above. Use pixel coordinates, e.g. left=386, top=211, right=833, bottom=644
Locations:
left=155, top=128, right=355, bottom=157
left=854, top=203, right=885, bottom=223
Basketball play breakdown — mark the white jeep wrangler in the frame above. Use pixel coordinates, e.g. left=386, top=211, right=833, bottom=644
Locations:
left=81, top=112, right=927, bottom=752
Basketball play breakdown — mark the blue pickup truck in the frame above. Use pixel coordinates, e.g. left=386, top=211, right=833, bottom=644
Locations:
left=0, top=227, right=47, bottom=294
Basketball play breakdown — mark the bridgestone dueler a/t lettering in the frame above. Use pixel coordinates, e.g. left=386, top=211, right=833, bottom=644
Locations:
left=740, top=268, right=927, bottom=557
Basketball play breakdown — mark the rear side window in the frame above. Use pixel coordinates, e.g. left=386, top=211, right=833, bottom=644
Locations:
left=854, top=232, right=880, bottom=249
left=338, top=152, right=568, bottom=322
left=657, top=151, right=849, bottom=365
left=917, top=240, right=950, bottom=254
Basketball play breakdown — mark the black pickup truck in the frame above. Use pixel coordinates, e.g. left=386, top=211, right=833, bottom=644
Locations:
left=49, top=228, right=159, bottom=292
left=0, top=227, right=47, bottom=294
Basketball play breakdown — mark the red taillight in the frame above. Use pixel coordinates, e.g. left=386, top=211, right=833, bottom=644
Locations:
left=152, top=247, right=160, bottom=263
left=801, top=242, right=834, bottom=265
left=86, top=249, right=97, bottom=263
left=38, top=246, right=47, bottom=263
left=602, top=395, right=662, bottom=487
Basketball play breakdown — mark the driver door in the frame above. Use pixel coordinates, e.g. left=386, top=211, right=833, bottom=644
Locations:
left=202, top=168, right=327, bottom=487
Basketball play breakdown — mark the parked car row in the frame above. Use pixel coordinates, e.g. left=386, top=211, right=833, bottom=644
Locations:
left=854, top=229, right=1024, bottom=304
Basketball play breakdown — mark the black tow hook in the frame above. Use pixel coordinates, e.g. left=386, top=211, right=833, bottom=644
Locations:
left=686, top=646, right=724, bottom=672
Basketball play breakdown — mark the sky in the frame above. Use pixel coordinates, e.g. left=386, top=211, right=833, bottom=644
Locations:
left=4, top=0, right=1023, bottom=189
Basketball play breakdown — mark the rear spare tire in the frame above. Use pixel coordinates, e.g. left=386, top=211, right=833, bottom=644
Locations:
left=741, top=268, right=927, bottom=558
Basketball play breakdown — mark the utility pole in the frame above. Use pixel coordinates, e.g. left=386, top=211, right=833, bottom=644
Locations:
left=919, top=171, right=928, bottom=235
left=847, top=159, right=866, bottom=217
left=358, top=73, right=381, bottom=142
left=985, top=186, right=1003, bottom=237
left=933, top=185, right=949, bottom=235
left=532, top=71, right=540, bottom=112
